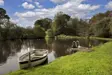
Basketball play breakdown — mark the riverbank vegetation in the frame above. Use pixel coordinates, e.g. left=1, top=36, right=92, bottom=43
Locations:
left=8, top=42, right=112, bottom=75
left=57, top=35, right=112, bottom=41
left=1, top=8, right=112, bottom=40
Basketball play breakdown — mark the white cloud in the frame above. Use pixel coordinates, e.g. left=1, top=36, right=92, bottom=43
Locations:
left=10, top=18, right=19, bottom=24
left=15, top=0, right=100, bottom=27
left=78, top=4, right=100, bottom=11
left=35, top=2, right=43, bottom=8
left=50, top=0, right=68, bottom=3
left=26, top=0, right=32, bottom=2
left=106, top=1, right=112, bottom=9
left=10, top=18, right=34, bottom=27
left=0, top=0, right=4, bottom=5
left=23, top=0, right=32, bottom=2
left=22, top=2, right=35, bottom=9
left=15, top=11, right=36, bottom=18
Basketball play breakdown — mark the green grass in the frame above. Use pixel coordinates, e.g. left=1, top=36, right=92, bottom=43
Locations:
left=57, top=34, right=112, bottom=41
left=8, top=42, right=112, bottom=75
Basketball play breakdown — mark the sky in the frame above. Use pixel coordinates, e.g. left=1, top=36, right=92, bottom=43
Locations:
left=0, top=0, right=112, bottom=27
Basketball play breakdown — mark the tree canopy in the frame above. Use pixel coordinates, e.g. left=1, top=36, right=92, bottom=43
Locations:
left=0, top=8, right=112, bottom=40
left=34, top=18, right=52, bottom=31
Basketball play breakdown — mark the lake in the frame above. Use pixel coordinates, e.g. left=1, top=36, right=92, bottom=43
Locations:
left=0, top=38, right=107, bottom=75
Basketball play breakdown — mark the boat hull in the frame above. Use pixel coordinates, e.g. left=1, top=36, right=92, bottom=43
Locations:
left=19, top=56, right=48, bottom=69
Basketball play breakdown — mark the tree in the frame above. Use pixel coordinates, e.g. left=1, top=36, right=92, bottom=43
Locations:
left=33, top=25, right=45, bottom=38
left=89, top=11, right=112, bottom=38
left=34, top=18, right=52, bottom=31
left=90, top=11, right=112, bottom=24
left=67, top=18, right=89, bottom=36
left=108, top=18, right=112, bottom=37
left=77, top=19, right=89, bottom=36
left=67, top=18, right=79, bottom=35
left=91, top=17, right=111, bottom=37
left=0, top=8, right=10, bottom=24
left=46, top=29, right=54, bottom=38
left=52, top=12, right=70, bottom=35
left=0, top=8, right=10, bottom=40
left=0, top=8, right=6, bottom=18
left=54, top=12, right=70, bottom=27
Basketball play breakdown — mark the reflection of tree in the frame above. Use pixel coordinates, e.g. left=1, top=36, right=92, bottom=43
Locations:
left=90, top=40, right=107, bottom=46
left=45, top=38, right=54, bottom=52
left=0, top=41, right=10, bottom=64
left=33, top=39, right=47, bottom=49
left=0, top=40, right=23, bottom=64
left=0, top=39, right=106, bottom=65
left=51, top=39, right=106, bottom=58
left=52, top=39, right=72, bottom=57
left=22, top=39, right=47, bottom=50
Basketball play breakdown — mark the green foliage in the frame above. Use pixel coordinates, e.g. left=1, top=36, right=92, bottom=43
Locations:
left=61, top=27, right=76, bottom=35
left=90, top=11, right=112, bottom=24
left=57, top=35, right=112, bottom=41
left=45, top=29, right=54, bottom=38
left=90, top=11, right=112, bottom=38
left=51, top=21, right=58, bottom=35
left=52, top=12, right=70, bottom=35
left=0, top=8, right=10, bottom=23
left=0, top=8, right=6, bottom=18
left=67, top=18, right=78, bottom=35
left=22, top=27, right=35, bottom=39
left=109, top=18, right=112, bottom=35
left=91, top=17, right=111, bottom=37
left=67, top=18, right=89, bottom=36
left=0, top=23, right=24, bottom=40
left=33, top=25, right=45, bottom=37
left=34, top=18, right=52, bottom=31
left=1, top=8, right=112, bottom=40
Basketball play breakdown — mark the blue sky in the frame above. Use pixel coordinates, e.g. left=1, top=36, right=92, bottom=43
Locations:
left=0, top=0, right=112, bottom=27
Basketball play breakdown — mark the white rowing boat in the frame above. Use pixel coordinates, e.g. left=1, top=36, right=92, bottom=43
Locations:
left=19, top=49, right=48, bottom=69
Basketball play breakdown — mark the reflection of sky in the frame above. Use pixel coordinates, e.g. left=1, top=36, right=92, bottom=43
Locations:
left=48, top=50, right=56, bottom=63
left=0, top=55, right=19, bottom=75
left=17, top=46, right=29, bottom=57
left=17, top=45, right=35, bottom=57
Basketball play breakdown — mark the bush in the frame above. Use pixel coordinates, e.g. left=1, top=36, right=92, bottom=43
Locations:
left=45, top=29, right=54, bottom=38
left=33, top=26, right=45, bottom=38
left=91, top=17, right=111, bottom=38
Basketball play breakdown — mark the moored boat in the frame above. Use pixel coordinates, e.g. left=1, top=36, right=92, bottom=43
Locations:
left=19, top=49, right=48, bottom=69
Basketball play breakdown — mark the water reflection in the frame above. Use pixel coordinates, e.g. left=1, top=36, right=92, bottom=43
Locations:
left=0, top=38, right=108, bottom=75
left=90, top=39, right=107, bottom=46
left=48, top=51, right=56, bottom=63
left=0, top=40, right=22, bottom=65
left=0, top=39, right=108, bottom=65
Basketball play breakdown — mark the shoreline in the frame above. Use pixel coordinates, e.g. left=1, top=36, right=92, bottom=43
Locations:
left=8, top=42, right=112, bottom=75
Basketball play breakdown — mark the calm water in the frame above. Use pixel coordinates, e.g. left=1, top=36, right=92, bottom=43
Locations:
left=0, top=38, right=107, bottom=75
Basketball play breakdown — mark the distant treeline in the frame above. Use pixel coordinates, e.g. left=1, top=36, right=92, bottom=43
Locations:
left=0, top=8, right=112, bottom=40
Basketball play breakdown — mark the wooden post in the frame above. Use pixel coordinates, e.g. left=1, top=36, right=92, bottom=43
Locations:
left=28, top=52, right=31, bottom=68
left=87, top=34, right=90, bottom=48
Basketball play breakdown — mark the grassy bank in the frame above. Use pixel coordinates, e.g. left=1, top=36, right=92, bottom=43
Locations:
left=8, top=42, right=112, bottom=75
left=57, top=35, right=112, bottom=41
